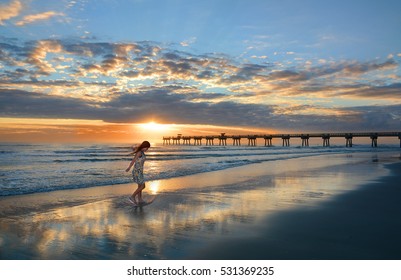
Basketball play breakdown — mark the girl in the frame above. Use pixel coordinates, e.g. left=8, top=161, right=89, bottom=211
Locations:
left=125, top=141, right=151, bottom=205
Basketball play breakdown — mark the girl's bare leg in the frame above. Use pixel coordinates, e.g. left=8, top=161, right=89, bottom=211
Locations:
left=129, top=193, right=137, bottom=204
left=131, top=184, right=141, bottom=204
left=132, top=183, right=145, bottom=203
left=138, top=183, right=146, bottom=203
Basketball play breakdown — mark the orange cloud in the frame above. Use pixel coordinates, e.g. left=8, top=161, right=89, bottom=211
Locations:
left=15, top=11, right=65, bottom=26
left=26, top=40, right=64, bottom=75
left=0, top=0, right=22, bottom=25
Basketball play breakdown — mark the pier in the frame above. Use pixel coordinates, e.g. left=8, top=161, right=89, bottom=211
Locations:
left=163, top=132, right=401, bottom=148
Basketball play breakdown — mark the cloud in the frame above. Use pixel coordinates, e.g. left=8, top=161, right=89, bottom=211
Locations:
left=180, top=37, right=197, bottom=47
left=0, top=89, right=99, bottom=120
left=349, top=104, right=401, bottom=131
left=4, top=38, right=397, bottom=92
left=0, top=0, right=22, bottom=25
left=15, top=11, right=65, bottom=26
left=267, top=59, right=398, bottom=83
left=342, top=59, right=398, bottom=75
left=0, top=1, right=64, bottom=27
left=1, top=37, right=401, bottom=132
left=20, top=40, right=64, bottom=76
left=1, top=87, right=400, bottom=132
left=333, top=83, right=401, bottom=99
left=1, top=87, right=271, bottom=125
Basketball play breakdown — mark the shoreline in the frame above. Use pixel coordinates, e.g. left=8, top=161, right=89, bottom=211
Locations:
left=0, top=152, right=400, bottom=259
left=1, top=144, right=399, bottom=198
left=0, top=151, right=390, bottom=217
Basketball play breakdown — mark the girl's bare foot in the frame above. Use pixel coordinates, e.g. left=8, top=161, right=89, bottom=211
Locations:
left=128, top=196, right=137, bottom=205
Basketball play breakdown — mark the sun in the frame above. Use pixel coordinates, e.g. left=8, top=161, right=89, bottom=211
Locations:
left=139, top=121, right=171, bottom=132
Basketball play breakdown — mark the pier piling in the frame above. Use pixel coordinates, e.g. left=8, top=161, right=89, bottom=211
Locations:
left=232, top=136, right=241, bottom=146
left=206, top=136, right=214, bottom=146
left=345, top=134, right=353, bottom=147
left=182, top=136, right=191, bottom=145
left=399, top=133, right=401, bottom=148
left=248, top=135, right=257, bottom=146
left=301, top=134, right=310, bottom=147
left=282, top=135, right=290, bottom=147
left=370, top=133, right=378, bottom=148
left=322, top=134, right=331, bottom=147
left=163, top=137, right=171, bottom=145
left=194, top=136, right=202, bottom=145
left=219, top=133, right=228, bottom=146
left=264, top=136, right=273, bottom=147
left=172, top=134, right=182, bottom=145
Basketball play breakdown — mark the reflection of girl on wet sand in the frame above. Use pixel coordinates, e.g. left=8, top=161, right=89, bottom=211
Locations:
left=125, top=141, right=151, bottom=205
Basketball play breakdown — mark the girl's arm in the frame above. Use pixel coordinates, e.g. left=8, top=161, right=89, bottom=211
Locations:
left=125, top=152, right=140, bottom=172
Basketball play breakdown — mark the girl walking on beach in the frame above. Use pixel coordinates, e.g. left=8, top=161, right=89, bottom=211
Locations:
left=125, top=141, right=151, bottom=205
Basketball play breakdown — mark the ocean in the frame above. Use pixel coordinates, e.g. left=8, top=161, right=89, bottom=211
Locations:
left=0, top=142, right=400, bottom=196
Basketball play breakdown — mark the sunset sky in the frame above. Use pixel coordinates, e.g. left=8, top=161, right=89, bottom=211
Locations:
left=0, top=0, right=400, bottom=143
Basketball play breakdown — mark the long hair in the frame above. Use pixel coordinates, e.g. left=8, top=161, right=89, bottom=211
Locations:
left=132, top=141, right=151, bottom=154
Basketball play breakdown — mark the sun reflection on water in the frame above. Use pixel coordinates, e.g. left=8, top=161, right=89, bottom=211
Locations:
left=148, top=180, right=161, bottom=194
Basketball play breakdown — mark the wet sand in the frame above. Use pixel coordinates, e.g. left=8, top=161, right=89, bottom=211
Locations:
left=194, top=162, right=401, bottom=259
left=0, top=152, right=400, bottom=259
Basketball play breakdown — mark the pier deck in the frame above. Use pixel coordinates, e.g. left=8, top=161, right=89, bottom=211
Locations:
left=163, top=132, right=401, bottom=147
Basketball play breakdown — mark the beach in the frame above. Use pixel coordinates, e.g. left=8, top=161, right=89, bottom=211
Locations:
left=0, top=151, right=400, bottom=260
